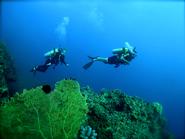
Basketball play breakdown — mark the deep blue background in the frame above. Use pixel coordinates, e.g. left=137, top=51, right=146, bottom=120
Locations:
left=1, top=1, right=185, bottom=138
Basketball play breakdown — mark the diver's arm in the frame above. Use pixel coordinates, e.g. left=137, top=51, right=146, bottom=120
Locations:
left=60, top=55, right=69, bottom=66
left=120, top=54, right=129, bottom=64
left=63, top=60, right=69, bottom=66
left=121, top=56, right=129, bottom=64
left=123, top=53, right=129, bottom=57
left=123, top=59, right=129, bottom=64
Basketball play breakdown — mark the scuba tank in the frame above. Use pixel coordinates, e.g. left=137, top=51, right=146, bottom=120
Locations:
left=112, top=47, right=124, bottom=54
left=112, top=42, right=134, bottom=54
left=44, top=48, right=60, bottom=58
left=112, top=42, right=129, bottom=54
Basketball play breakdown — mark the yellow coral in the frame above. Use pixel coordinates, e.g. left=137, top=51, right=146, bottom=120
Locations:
left=0, top=79, right=88, bottom=139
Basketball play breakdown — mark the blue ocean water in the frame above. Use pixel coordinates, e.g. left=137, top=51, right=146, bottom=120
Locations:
left=0, top=0, right=184, bottom=138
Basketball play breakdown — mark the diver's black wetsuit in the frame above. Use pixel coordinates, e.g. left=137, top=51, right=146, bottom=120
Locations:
left=33, top=65, right=49, bottom=72
left=83, top=47, right=137, bottom=69
left=83, top=53, right=136, bottom=69
left=31, top=53, right=68, bottom=73
left=108, top=55, right=124, bottom=64
left=108, top=51, right=136, bottom=65
left=107, top=55, right=127, bottom=68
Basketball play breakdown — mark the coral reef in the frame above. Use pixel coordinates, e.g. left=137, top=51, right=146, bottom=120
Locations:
left=0, top=79, right=173, bottom=139
left=81, top=87, right=173, bottom=139
left=0, top=42, right=16, bottom=100
left=80, top=125, right=97, bottom=139
left=0, top=79, right=88, bottom=139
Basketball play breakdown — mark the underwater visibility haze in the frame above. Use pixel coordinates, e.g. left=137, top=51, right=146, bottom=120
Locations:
left=0, top=0, right=185, bottom=139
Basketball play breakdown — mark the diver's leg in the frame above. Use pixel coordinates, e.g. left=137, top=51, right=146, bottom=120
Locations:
left=38, top=65, right=49, bottom=72
left=83, top=56, right=108, bottom=70
left=44, top=58, right=52, bottom=65
left=93, top=57, right=108, bottom=63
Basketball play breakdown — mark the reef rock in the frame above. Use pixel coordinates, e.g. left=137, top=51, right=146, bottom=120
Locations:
left=81, top=87, right=173, bottom=139
left=0, top=42, right=16, bottom=100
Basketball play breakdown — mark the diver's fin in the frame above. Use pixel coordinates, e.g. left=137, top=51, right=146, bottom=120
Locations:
left=83, top=61, right=94, bottom=70
left=88, top=56, right=97, bottom=60
left=83, top=56, right=98, bottom=70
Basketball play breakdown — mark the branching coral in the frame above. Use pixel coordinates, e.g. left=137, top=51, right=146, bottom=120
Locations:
left=80, top=125, right=97, bottom=139
left=0, top=79, right=88, bottom=139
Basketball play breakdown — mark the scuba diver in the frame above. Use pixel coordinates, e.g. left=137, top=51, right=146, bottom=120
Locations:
left=30, top=48, right=69, bottom=73
left=83, top=42, right=137, bottom=69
